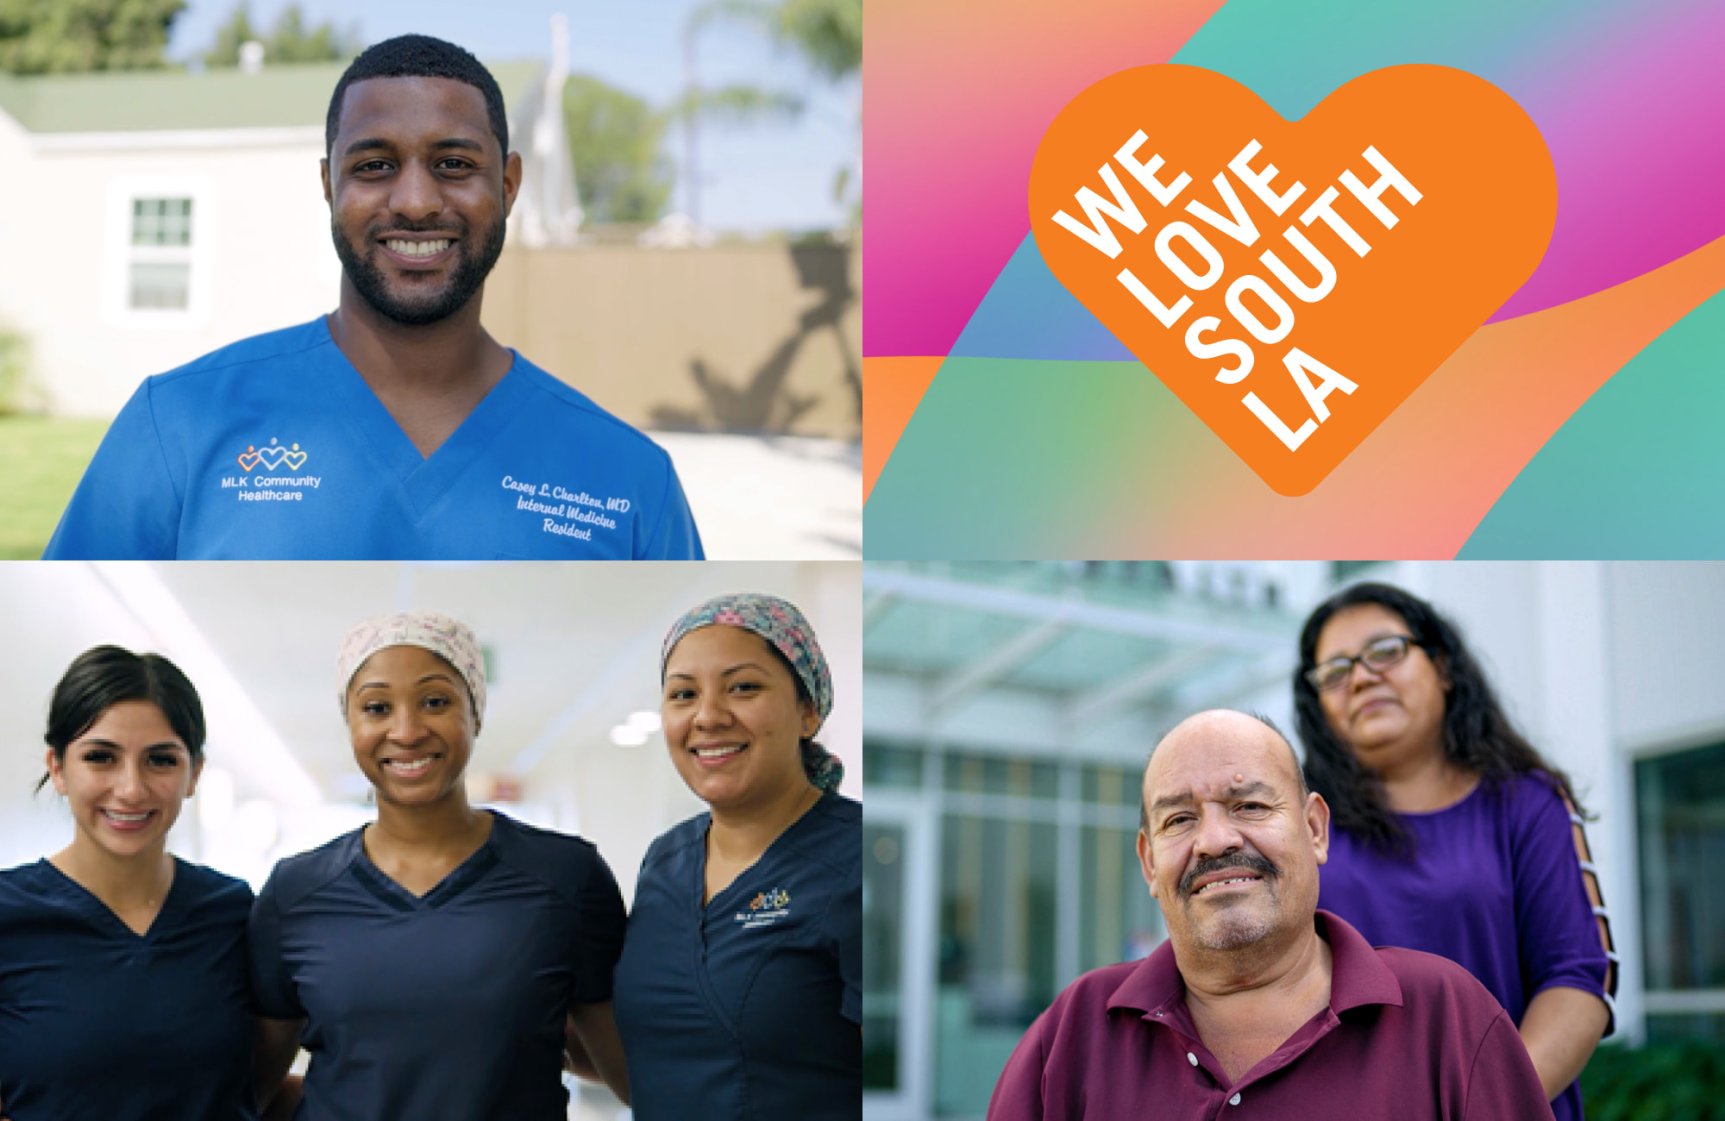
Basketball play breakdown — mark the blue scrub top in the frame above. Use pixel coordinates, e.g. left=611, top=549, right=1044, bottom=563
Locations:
left=44, top=318, right=704, bottom=559
left=0, top=858, right=257, bottom=1121
left=614, top=792, right=861, bottom=1121
left=250, top=811, right=625, bottom=1121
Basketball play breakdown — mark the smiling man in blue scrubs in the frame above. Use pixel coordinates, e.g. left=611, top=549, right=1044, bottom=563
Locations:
left=44, top=35, right=703, bottom=560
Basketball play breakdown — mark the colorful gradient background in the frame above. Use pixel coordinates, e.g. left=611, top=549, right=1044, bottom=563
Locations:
left=863, top=0, right=1725, bottom=558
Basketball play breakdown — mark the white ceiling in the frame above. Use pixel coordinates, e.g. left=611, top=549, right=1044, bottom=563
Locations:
left=0, top=561, right=861, bottom=888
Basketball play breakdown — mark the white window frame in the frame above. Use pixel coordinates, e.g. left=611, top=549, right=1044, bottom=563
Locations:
left=103, top=174, right=216, bottom=329
left=1627, top=727, right=1725, bottom=1041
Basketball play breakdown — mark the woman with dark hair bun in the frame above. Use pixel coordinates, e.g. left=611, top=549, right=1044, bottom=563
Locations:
left=0, top=646, right=267, bottom=1120
left=1293, top=583, right=1615, bottom=1121
left=612, top=594, right=860, bottom=1121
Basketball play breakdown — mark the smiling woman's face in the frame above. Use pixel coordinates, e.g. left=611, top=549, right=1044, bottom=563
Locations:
left=345, top=644, right=477, bottom=810
left=660, top=626, right=820, bottom=814
left=47, top=700, right=200, bottom=863
left=1314, top=603, right=1450, bottom=773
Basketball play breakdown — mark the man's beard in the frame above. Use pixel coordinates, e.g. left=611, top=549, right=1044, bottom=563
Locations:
left=333, top=212, right=507, bottom=327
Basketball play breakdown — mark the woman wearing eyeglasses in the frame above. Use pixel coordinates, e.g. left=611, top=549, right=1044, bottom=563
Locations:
left=1292, top=582, right=1613, bottom=1121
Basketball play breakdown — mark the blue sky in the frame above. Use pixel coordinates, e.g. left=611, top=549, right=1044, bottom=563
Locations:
left=166, top=0, right=858, bottom=233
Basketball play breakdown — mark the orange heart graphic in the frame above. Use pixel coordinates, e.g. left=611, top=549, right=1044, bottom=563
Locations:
left=1029, top=64, right=1556, bottom=496
left=237, top=451, right=262, bottom=472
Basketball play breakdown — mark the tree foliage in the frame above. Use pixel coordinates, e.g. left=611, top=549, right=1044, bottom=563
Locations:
left=563, top=74, right=673, bottom=225
left=692, top=0, right=860, bottom=82
left=201, top=0, right=357, bottom=67
left=0, top=0, right=185, bottom=74
left=681, top=0, right=862, bottom=222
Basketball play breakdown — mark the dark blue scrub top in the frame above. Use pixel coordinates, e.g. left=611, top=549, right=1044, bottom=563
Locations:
left=0, top=858, right=257, bottom=1121
left=249, top=811, right=625, bottom=1121
left=614, top=792, right=862, bottom=1120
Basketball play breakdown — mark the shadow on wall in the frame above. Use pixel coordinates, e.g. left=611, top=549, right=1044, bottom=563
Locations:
left=483, top=240, right=861, bottom=440
left=652, top=243, right=860, bottom=435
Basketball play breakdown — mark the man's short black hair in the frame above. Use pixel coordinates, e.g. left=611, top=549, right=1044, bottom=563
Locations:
left=325, top=34, right=509, bottom=159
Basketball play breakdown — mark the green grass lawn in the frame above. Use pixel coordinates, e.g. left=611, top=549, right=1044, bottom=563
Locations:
left=0, top=415, right=108, bottom=558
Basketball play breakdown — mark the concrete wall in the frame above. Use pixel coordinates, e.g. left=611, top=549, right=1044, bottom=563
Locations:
left=481, top=241, right=862, bottom=440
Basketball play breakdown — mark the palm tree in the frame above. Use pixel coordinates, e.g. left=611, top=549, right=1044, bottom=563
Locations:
left=678, top=0, right=861, bottom=227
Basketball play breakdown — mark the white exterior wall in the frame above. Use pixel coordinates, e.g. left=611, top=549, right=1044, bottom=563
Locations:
left=3, top=129, right=339, bottom=416
left=1405, top=560, right=1725, bottom=1043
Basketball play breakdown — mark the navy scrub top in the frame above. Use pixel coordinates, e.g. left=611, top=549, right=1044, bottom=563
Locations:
left=614, top=791, right=862, bottom=1120
left=249, top=810, right=626, bottom=1121
left=0, top=858, right=258, bottom=1121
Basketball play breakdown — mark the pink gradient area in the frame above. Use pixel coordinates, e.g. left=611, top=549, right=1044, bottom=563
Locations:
left=863, top=0, right=1224, bottom=357
left=1492, top=2, right=1725, bottom=321
left=1129, top=232, right=1725, bottom=557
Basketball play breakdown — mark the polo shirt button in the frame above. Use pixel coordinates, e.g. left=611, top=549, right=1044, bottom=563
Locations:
left=1230, top=1092, right=1242, bottom=1106
left=1187, top=1052, right=1198, bottom=1066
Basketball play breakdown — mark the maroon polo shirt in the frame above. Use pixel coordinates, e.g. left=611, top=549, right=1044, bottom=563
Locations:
left=987, top=910, right=1554, bottom=1121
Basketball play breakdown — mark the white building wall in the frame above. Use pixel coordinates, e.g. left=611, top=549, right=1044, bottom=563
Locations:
left=6, top=131, right=339, bottom=416
left=1603, top=564, right=1725, bottom=752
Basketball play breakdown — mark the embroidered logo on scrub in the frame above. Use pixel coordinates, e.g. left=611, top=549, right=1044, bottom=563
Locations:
left=498, top=475, right=630, bottom=542
left=220, top=437, right=322, bottom=502
left=735, top=886, right=792, bottom=929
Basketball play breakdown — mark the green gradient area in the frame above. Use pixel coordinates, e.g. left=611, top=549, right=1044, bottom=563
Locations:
left=1460, top=289, right=1725, bottom=558
left=864, top=358, right=1223, bottom=559
left=1171, top=0, right=1619, bottom=112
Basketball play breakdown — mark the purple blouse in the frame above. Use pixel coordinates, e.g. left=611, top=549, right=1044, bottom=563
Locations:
left=1317, top=772, right=1610, bottom=1121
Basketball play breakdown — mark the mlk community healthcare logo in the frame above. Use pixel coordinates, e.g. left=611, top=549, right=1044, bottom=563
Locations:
left=1029, top=64, right=1557, bottom=496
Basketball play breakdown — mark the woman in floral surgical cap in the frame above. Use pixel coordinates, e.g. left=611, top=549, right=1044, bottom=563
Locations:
left=249, top=611, right=632, bottom=1120
left=612, top=593, right=861, bottom=1120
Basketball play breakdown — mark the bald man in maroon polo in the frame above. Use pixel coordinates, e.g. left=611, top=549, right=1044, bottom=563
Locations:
left=988, top=711, right=1554, bottom=1121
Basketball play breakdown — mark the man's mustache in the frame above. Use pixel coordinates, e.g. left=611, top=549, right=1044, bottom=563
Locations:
left=1180, top=851, right=1278, bottom=897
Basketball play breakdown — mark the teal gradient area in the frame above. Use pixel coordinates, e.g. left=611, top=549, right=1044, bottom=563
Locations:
left=863, top=358, right=1230, bottom=559
left=1459, top=289, right=1725, bottom=558
left=1170, top=0, right=1620, bottom=114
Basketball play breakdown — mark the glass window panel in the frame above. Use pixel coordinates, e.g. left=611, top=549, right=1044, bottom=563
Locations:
left=1082, top=763, right=1144, bottom=812
left=943, top=752, right=1057, bottom=799
left=1078, top=822, right=1164, bottom=974
left=131, top=205, right=156, bottom=246
left=1637, top=742, right=1725, bottom=991
left=128, top=262, right=190, bottom=310
left=936, top=813, right=1057, bottom=1116
left=1646, top=1013, right=1725, bottom=1046
left=864, top=822, right=906, bottom=1092
left=161, top=209, right=190, bottom=246
left=863, top=740, right=922, bottom=789
left=130, top=197, right=193, bottom=246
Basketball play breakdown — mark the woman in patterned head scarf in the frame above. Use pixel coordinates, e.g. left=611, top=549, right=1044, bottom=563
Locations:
left=249, top=612, right=632, bottom=1121
left=610, top=593, right=861, bottom=1120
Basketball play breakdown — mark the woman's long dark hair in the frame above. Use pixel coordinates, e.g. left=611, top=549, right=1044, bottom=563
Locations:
left=1292, top=582, right=1586, bottom=854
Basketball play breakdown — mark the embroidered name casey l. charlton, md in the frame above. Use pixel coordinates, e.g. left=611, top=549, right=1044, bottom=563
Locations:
left=498, top=474, right=631, bottom=542
left=220, top=437, right=322, bottom=502
left=735, top=886, right=792, bottom=930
